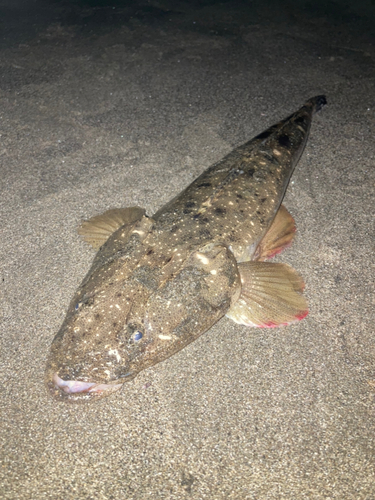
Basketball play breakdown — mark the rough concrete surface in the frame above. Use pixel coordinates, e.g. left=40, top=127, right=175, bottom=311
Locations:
left=1, top=0, right=374, bottom=498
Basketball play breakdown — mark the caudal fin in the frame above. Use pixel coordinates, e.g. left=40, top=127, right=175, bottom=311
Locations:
left=307, top=95, right=327, bottom=114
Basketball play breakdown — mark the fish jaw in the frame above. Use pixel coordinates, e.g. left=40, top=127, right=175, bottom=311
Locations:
left=44, top=259, right=149, bottom=401
left=44, top=309, right=136, bottom=402
left=44, top=329, right=135, bottom=401
left=47, top=373, right=125, bottom=402
left=45, top=337, right=136, bottom=400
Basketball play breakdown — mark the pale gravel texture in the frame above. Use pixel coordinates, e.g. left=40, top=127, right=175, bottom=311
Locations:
left=0, top=1, right=374, bottom=498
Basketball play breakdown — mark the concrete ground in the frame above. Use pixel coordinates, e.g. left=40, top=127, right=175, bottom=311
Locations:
left=0, top=0, right=374, bottom=498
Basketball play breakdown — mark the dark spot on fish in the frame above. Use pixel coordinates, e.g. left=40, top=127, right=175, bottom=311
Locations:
left=170, top=225, right=179, bottom=233
left=193, top=213, right=201, bottom=220
left=197, top=182, right=211, bottom=187
left=236, top=193, right=243, bottom=199
left=165, top=256, right=173, bottom=263
left=146, top=248, right=154, bottom=255
left=183, top=208, right=192, bottom=214
left=116, top=292, right=122, bottom=297
left=199, top=228, right=211, bottom=238
left=199, top=217, right=210, bottom=224
left=215, top=207, right=226, bottom=215
left=95, top=313, right=101, bottom=320
left=185, top=201, right=196, bottom=208
left=260, top=149, right=278, bottom=164
left=127, top=323, right=138, bottom=333
left=278, top=134, right=291, bottom=147
left=261, top=198, right=266, bottom=203
left=256, top=129, right=272, bottom=140
left=295, top=116, right=306, bottom=124
left=113, top=322, right=117, bottom=327
left=257, top=211, right=261, bottom=215
left=246, top=168, right=255, bottom=177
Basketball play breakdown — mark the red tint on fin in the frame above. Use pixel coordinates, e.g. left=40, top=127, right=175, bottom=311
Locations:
left=296, top=310, right=309, bottom=321
left=226, top=261, right=308, bottom=328
left=253, top=205, right=296, bottom=261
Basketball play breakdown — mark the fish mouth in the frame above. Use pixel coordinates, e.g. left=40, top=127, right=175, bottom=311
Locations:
left=51, top=373, right=123, bottom=400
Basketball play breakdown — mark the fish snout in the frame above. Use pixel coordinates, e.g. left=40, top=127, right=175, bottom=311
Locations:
left=45, top=318, right=136, bottom=401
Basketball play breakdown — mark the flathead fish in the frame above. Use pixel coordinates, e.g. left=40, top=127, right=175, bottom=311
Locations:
left=45, top=95, right=326, bottom=401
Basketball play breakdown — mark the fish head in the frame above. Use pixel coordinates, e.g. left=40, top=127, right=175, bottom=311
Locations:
left=45, top=260, right=152, bottom=402
left=45, top=243, right=241, bottom=402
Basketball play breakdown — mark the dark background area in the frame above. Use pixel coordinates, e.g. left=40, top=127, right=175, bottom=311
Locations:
left=1, top=0, right=375, bottom=48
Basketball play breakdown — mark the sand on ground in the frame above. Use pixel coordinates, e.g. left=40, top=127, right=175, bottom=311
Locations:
left=1, top=1, right=374, bottom=498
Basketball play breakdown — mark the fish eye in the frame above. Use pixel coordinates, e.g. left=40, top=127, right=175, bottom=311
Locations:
left=133, top=331, right=143, bottom=341
left=74, top=297, right=93, bottom=312
left=126, top=325, right=144, bottom=345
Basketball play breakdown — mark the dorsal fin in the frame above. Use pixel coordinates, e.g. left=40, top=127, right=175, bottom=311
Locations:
left=78, top=207, right=145, bottom=250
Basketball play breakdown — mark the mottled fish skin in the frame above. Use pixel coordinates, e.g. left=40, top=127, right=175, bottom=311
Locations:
left=45, top=96, right=326, bottom=402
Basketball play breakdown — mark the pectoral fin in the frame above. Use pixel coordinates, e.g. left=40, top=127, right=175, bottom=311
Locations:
left=226, top=261, right=308, bottom=328
left=78, top=207, right=145, bottom=249
left=253, top=205, right=296, bottom=261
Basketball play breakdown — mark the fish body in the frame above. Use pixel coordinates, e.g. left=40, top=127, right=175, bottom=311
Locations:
left=46, top=96, right=326, bottom=401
